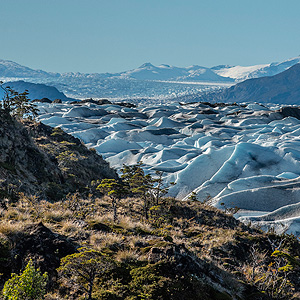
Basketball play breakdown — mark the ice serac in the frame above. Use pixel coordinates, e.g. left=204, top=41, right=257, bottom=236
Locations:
left=62, top=106, right=107, bottom=118
left=215, top=182, right=300, bottom=212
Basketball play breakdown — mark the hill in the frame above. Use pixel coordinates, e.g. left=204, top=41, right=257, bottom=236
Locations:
left=0, top=185, right=300, bottom=299
left=201, top=63, right=300, bottom=105
left=0, top=113, right=117, bottom=202
left=0, top=80, right=75, bottom=102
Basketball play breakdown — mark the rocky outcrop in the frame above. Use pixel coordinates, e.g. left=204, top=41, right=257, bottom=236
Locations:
left=1, top=222, right=76, bottom=286
left=0, top=113, right=118, bottom=201
left=279, top=106, right=300, bottom=120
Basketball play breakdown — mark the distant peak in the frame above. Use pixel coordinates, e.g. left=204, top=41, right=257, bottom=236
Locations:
left=211, top=65, right=233, bottom=70
left=139, top=62, right=154, bottom=68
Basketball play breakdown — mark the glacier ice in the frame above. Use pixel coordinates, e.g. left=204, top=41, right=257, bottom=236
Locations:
left=36, top=101, right=300, bottom=235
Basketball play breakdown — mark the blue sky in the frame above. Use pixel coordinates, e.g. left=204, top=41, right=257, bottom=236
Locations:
left=1, top=0, right=300, bottom=73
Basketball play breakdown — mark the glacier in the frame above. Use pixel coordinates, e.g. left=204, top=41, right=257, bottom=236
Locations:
left=36, top=100, right=300, bottom=235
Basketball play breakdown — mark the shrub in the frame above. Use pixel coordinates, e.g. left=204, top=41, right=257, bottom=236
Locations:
left=2, top=259, right=48, bottom=300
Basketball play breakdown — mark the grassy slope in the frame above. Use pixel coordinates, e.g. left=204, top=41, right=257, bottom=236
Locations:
left=0, top=195, right=299, bottom=299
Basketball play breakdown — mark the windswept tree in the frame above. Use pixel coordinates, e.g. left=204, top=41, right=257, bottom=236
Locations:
left=121, top=162, right=153, bottom=219
left=96, top=178, right=127, bottom=222
left=0, top=82, right=38, bottom=120
left=120, top=162, right=176, bottom=219
left=58, top=247, right=113, bottom=300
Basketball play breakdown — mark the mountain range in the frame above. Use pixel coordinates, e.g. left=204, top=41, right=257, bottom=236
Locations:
left=1, top=56, right=300, bottom=102
left=2, top=56, right=300, bottom=82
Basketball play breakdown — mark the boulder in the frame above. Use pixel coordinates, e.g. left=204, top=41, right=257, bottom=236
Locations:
left=7, top=222, right=77, bottom=285
left=279, top=106, right=300, bottom=120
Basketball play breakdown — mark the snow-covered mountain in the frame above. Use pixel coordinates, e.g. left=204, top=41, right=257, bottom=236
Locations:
left=0, top=56, right=300, bottom=102
left=113, top=62, right=233, bottom=82
left=0, top=59, right=51, bottom=78
left=0, top=60, right=233, bottom=82
left=214, top=56, right=300, bottom=81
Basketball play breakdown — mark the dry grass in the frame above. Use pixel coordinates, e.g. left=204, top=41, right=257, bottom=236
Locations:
left=43, top=209, right=72, bottom=223
left=44, top=292, right=61, bottom=300
left=87, top=211, right=114, bottom=224
left=0, top=195, right=240, bottom=259
left=0, top=220, right=28, bottom=236
left=60, top=220, right=83, bottom=234
left=198, top=228, right=237, bottom=253
left=90, top=232, right=126, bottom=251
left=118, top=215, right=153, bottom=232
left=115, top=249, right=141, bottom=263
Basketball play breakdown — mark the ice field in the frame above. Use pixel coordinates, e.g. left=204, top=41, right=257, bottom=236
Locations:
left=37, top=101, right=300, bottom=235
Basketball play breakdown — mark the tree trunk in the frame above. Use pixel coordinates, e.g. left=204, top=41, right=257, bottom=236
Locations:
left=144, top=196, right=149, bottom=220
left=112, top=199, right=117, bottom=223
left=87, top=277, right=94, bottom=300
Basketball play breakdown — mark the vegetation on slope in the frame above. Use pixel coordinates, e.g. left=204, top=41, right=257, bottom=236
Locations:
left=0, top=87, right=300, bottom=299
left=0, top=177, right=300, bottom=299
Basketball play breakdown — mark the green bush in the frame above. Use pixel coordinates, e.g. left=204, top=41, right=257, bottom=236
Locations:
left=2, top=259, right=48, bottom=300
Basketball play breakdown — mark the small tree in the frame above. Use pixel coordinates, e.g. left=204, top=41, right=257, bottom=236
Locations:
left=152, top=170, right=175, bottom=205
left=0, top=82, right=38, bottom=120
left=2, top=259, right=48, bottom=300
left=121, top=163, right=176, bottom=219
left=58, top=247, right=113, bottom=300
left=121, top=162, right=153, bottom=219
left=96, top=179, right=126, bottom=222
